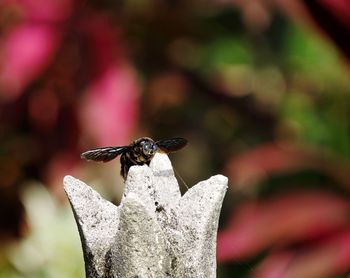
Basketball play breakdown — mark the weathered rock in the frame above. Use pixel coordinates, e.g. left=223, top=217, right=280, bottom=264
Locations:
left=64, top=153, right=228, bottom=278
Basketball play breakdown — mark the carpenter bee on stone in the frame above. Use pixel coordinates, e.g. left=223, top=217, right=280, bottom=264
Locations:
left=81, top=137, right=187, bottom=180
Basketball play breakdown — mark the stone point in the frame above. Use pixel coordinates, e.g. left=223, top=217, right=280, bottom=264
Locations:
left=64, top=153, right=228, bottom=278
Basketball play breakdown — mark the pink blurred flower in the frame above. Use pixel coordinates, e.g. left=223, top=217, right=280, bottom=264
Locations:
left=80, top=65, right=139, bottom=146
left=0, top=0, right=72, bottom=101
left=78, top=15, right=139, bottom=146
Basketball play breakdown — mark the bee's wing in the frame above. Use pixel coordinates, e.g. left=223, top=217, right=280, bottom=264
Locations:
left=156, top=138, right=188, bottom=153
left=80, top=146, right=128, bottom=162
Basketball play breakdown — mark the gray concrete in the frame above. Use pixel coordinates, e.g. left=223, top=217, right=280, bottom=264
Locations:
left=64, top=153, right=227, bottom=278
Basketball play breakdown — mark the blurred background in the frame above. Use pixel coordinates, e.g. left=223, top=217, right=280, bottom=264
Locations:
left=1, top=0, right=350, bottom=277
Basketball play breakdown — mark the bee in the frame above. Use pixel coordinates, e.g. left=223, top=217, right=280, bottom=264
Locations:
left=80, top=137, right=187, bottom=180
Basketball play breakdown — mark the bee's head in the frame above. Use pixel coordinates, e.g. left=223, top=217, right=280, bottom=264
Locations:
left=140, top=138, right=157, bottom=157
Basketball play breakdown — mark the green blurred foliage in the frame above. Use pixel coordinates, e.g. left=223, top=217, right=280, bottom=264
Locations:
left=0, top=185, right=84, bottom=278
left=280, top=25, right=350, bottom=157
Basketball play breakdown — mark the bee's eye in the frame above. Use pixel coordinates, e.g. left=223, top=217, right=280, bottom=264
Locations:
left=142, top=142, right=156, bottom=155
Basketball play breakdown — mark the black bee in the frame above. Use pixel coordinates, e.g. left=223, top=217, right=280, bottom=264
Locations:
left=81, top=137, right=187, bottom=180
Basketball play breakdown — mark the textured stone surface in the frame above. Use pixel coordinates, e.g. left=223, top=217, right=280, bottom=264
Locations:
left=64, top=153, right=228, bottom=278
left=63, top=176, right=119, bottom=277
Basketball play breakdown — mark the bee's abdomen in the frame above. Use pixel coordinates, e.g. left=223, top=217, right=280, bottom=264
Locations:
left=120, top=152, right=152, bottom=180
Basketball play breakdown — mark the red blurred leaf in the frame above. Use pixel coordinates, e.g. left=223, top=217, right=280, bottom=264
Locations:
left=28, top=89, right=59, bottom=131
left=217, top=191, right=350, bottom=261
left=311, top=0, right=350, bottom=28
left=225, top=142, right=350, bottom=191
left=250, top=229, right=350, bottom=278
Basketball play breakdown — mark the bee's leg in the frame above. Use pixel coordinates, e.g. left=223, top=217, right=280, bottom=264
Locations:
left=120, top=154, right=129, bottom=181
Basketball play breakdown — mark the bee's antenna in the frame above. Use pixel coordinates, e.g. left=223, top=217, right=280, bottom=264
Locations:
left=173, top=167, right=188, bottom=191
